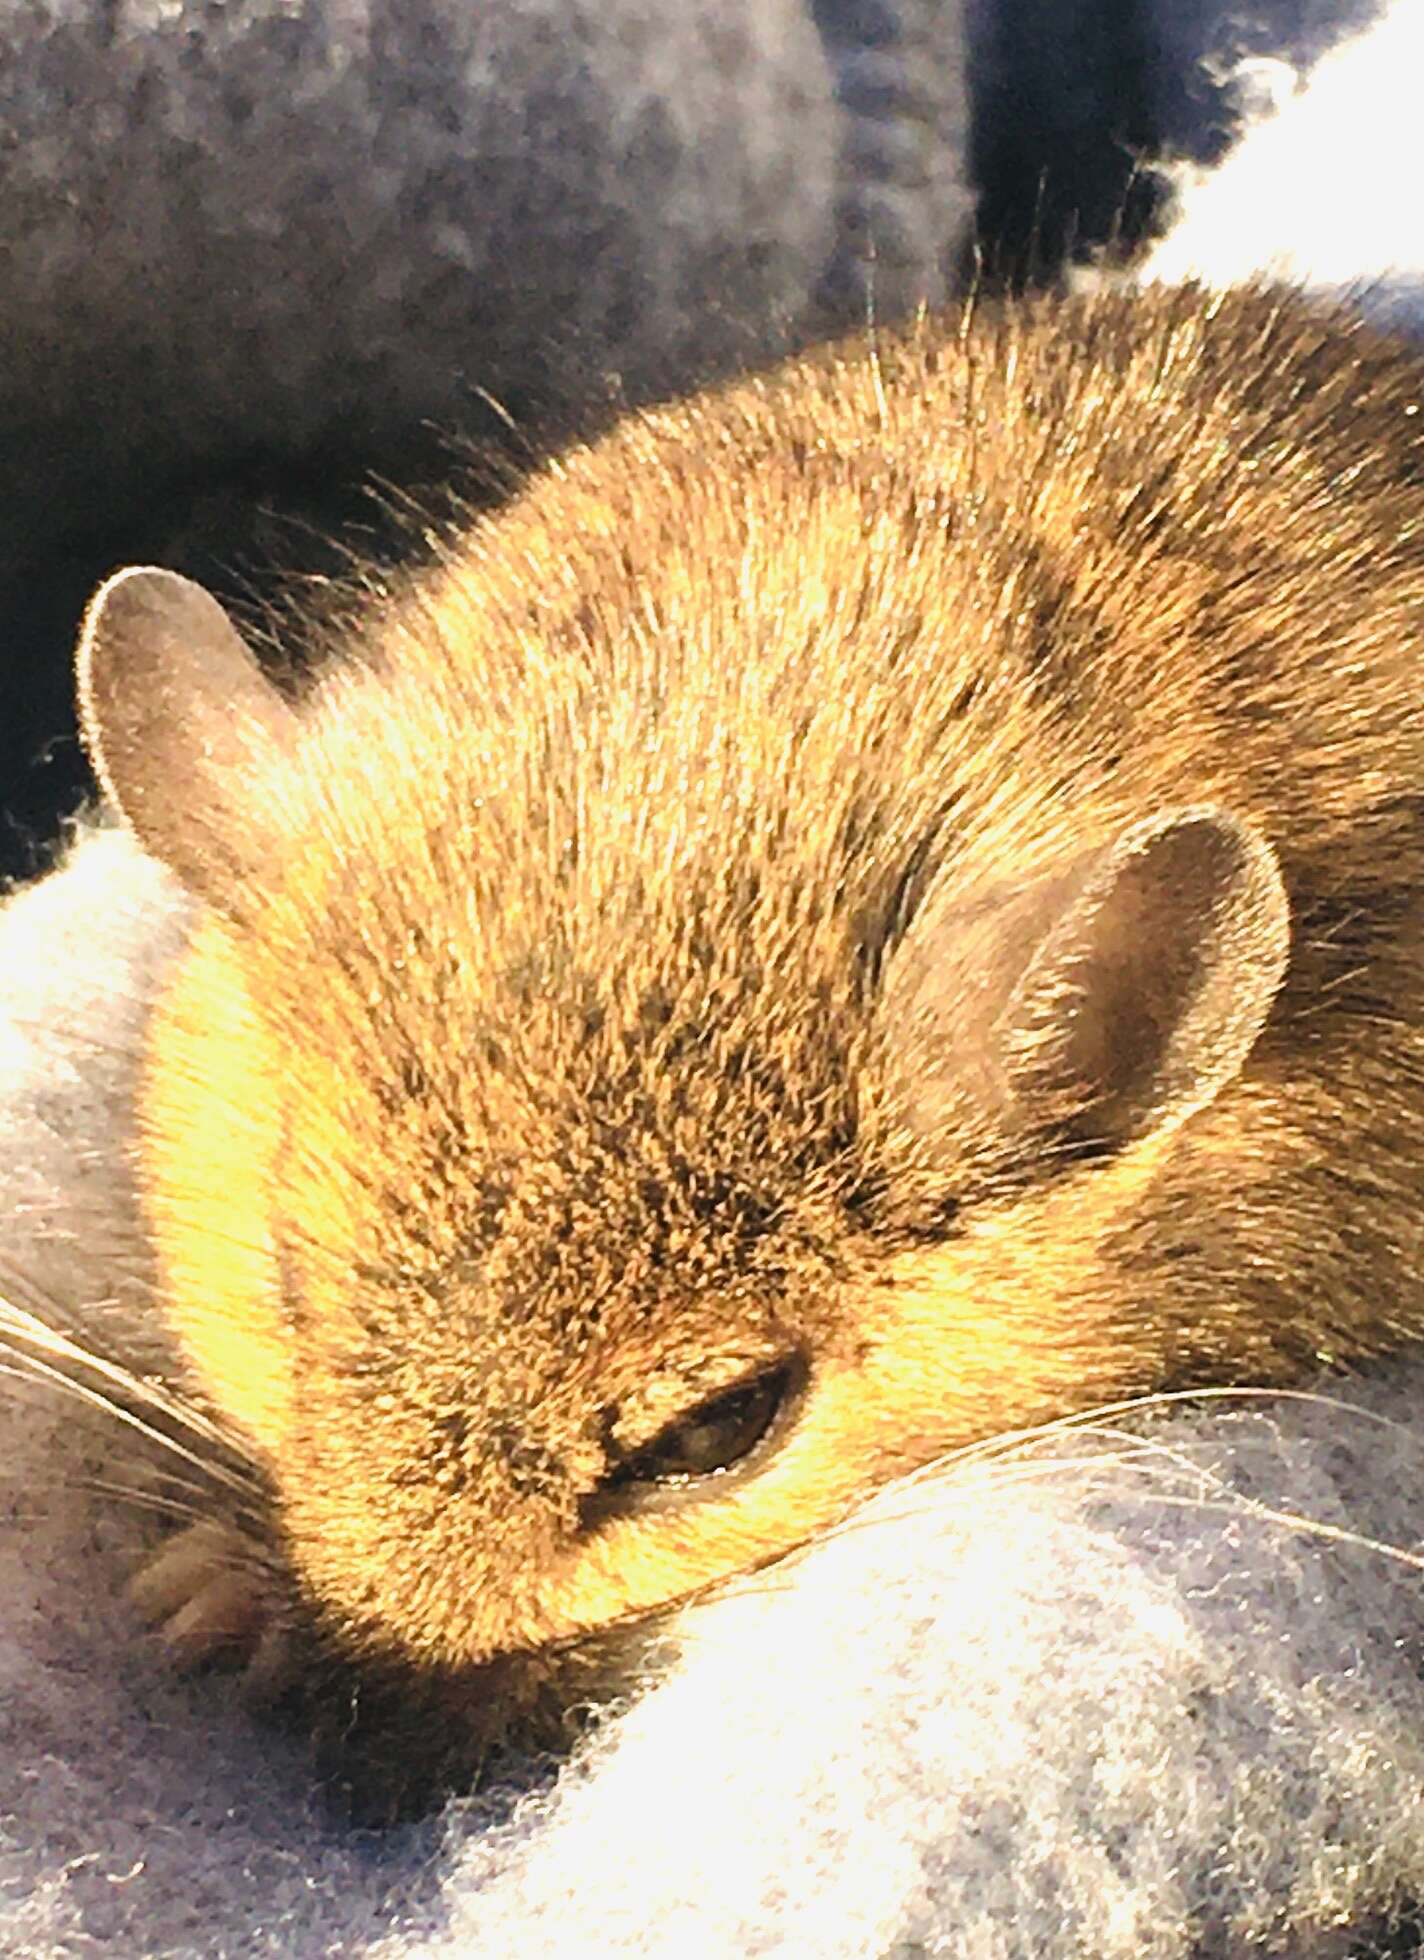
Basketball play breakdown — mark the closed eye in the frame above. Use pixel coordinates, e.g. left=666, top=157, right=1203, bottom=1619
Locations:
left=584, top=1357, right=804, bottom=1524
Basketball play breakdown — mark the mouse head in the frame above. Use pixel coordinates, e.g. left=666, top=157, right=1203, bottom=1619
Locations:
left=78, top=559, right=1288, bottom=1672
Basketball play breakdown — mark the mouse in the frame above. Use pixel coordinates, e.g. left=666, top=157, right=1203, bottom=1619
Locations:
left=73, top=280, right=1424, bottom=1815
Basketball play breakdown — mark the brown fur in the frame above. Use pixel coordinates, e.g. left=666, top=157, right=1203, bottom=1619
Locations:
left=78, top=285, right=1424, bottom=1720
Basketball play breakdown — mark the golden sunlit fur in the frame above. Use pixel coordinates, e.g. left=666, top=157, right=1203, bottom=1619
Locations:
left=79, top=286, right=1424, bottom=1739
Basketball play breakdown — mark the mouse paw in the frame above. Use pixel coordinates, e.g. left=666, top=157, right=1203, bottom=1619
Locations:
left=129, top=1519, right=294, bottom=1696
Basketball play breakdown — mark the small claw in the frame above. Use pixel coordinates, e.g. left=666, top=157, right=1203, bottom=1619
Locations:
left=130, top=1519, right=238, bottom=1621
left=242, top=1618, right=300, bottom=1704
left=129, top=1520, right=275, bottom=1675
left=157, top=1569, right=267, bottom=1670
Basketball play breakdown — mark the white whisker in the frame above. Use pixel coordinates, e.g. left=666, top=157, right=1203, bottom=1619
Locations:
left=0, top=1344, right=260, bottom=1502
left=0, top=1294, right=242, bottom=1455
left=74, top=1478, right=230, bottom=1529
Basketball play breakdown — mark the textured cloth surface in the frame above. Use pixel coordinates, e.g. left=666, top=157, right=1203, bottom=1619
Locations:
left=0, top=0, right=974, bottom=878
left=0, top=0, right=830, bottom=557
left=1141, top=0, right=1424, bottom=323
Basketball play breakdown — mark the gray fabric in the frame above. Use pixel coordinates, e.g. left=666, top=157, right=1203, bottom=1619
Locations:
left=1143, top=0, right=1385, bottom=161
left=0, top=0, right=980, bottom=567
left=1139, top=0, right=1424, bottom=332
left=0, top=0, right=974, bottom=880
left=964, top=0, right=1381, bottom=278
left=813, top=0, right=972, bottom=317
left=3, top=0, right=828, bottom=567
left=0, top=0, right=1381, bottom=873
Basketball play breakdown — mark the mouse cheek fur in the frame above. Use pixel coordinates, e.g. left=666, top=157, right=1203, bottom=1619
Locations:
left=141, top=918, right=296, bottom=1463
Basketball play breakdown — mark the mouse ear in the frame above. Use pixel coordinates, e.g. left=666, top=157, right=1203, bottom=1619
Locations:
left=77, top=566, right=298, bottom=910
left=879, top=805, right=1289, bottom=1168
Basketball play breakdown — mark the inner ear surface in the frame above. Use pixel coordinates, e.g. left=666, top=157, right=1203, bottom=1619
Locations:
left=872, top=804, right=1290, bottom=1176
left=1006, top=807, right=1290, bottom=1150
